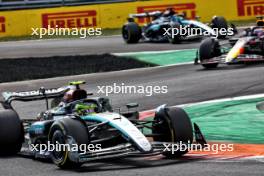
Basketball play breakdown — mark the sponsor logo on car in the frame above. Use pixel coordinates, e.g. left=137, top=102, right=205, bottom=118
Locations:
left=0, top=16, right=6, bottom=33
left=237, top=0, right=264, bottom=16
left=42, top=10, right=97, bottom=28
left=137, top=3, right=196, bottom=23
left=5, top=88, right=66, bottom=97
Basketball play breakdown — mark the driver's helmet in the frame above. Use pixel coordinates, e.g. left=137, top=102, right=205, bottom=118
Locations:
left=163, top=8, right=176, bottom=17
left=74, top=103, right=97, bottom=116
left=62, top=89, right=87, bottom=103
left=63, top=89, right=74, bottom=103
left=253, top=28, right=264, bottom=37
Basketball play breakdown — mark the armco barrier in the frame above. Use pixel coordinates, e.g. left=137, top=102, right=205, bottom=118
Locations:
left=0, top=0, right=263, bottom=38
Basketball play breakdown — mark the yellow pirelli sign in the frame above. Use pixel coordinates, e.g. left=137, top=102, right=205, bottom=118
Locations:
left=0, top=0, right=263, bottom=38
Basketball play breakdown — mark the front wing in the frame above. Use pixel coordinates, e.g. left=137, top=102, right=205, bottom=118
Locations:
left=20, top=141, right=179, bottom=162
left=201, top=54, right=264, bottom=65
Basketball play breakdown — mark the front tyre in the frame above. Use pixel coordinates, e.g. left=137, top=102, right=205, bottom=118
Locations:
left=49, top=118, right=89, bottom=169
left=153, top=106, right=193, bottom=158
left=199, top=38, right=221, bottom=69
left=261, top=40, right=264, bottom=55
left=122, top=22, right=142, bottom=44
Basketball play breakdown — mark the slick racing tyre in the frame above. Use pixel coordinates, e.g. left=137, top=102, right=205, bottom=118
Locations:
left=199, top=38, right=221, bottom=69
left=0, top=110, right=24, bottom=156
left=122, top=22, right=142, bottom=44
left=261, top=41, right=264, bottom=55
left=49, top=118, right=89, bottom=169
left=211, top=16, right=228, bottom=39
left=153, top=106, right=193, bottom=158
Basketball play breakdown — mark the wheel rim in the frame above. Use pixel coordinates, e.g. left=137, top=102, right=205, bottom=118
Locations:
left=51, top=130, right=66, bottom=161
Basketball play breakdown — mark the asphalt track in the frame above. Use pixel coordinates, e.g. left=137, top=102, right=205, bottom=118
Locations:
left=1, top=63, right=264, bottom=116
left=0, top=36, right=264, bottom=176
left=0, top=36, right=200, bottom=58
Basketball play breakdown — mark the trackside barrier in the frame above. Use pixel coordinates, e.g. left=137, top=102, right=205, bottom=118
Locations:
left=0, top=0, right=263, bottom=38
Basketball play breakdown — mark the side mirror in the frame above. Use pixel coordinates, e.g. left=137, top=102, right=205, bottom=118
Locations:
left=256, top=101, right=264, bottom=112
left=126, top=103, right=139, bottom=109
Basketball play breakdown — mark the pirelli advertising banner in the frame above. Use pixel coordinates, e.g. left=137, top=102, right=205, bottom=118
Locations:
left=0, top=0, right=263, bottom=37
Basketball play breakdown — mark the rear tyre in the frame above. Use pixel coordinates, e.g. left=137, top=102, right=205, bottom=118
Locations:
left=261, top=41, right=264, bottom=55
left=0, top=110, right=24, bottom=156
left=153, top=106, right=193, bottom=158
left=49, top=118, right=89, bottom=169
left=122, top=22, right=142, bottom=44
left=199, top=38, right=221, bottom=69
left=211, top=16, right=228, bottom=39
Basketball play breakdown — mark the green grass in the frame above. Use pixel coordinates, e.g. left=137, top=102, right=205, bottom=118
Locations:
left=142, top=97, right=264, bottom=144
left=123, top=49, right=197, bottom=66
left=184, top=97, right=264, bottom=144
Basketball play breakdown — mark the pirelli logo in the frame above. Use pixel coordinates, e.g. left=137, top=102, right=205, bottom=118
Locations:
left=0, top=16, right=6, bottom=33
left=42, top=10, right=97, bottom=28
left=137, top=3, right=196, bottom=23
left=237, top=0, right=264, bottom=16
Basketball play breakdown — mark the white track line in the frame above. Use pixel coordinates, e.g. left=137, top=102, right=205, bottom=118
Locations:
left=141, top=93, right=264, bottom=114
left=179, top=93, right=264, bottom=108
left=113, top=49, right=196, bottom=56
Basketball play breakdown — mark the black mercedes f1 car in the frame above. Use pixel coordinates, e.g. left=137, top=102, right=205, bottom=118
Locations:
left=0, top=81, right=206, bottom=169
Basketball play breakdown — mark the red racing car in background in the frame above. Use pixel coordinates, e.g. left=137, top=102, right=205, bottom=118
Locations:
left=198, top=16, right=264, bottom=69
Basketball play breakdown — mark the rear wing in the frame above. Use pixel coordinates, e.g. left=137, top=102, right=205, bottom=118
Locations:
left=129, top=11, right=162, bottom=19
left=1, top=87, right=69, bottom=105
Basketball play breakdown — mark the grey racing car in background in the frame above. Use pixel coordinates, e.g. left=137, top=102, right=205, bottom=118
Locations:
left=122, top=8, right=235, bottom=44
